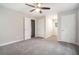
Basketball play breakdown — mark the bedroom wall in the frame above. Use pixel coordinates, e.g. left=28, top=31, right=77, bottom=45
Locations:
left=58, top=9, right=77, bottom=44
left=0, top=5, right=25, bottom=45
left=35, top=17, right=45, bottom=38
left=35, top=14, right=58, bottom=39
left=45, top=14, right=53, bottom=38
left=25, top=17, right=31, bottom=40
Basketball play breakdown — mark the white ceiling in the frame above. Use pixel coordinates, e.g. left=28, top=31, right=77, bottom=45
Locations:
left=0, top=3, right=78, bottom=19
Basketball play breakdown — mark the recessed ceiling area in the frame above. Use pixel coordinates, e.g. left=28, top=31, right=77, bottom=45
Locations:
left=0, top=3, right=78, bottom=19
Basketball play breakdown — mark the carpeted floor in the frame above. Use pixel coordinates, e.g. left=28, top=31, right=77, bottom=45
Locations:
left=0, top=37, right=79, bottom=55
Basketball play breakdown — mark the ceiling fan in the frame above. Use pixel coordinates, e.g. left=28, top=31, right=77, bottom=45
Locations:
left=25, top=3, right=51, bottom=13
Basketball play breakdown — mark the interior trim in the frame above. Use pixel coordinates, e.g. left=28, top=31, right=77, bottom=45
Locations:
left=0, top=39, right=23, bottom=47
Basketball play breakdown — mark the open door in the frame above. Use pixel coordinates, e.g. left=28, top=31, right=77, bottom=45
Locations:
left=31, top=20, right=35, bottom=38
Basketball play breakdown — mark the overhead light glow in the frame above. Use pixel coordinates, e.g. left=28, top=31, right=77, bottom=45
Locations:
left=35, top=8, right=41, bottom=12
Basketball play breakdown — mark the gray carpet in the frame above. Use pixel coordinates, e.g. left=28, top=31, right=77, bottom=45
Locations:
left=0, top=38, right=79, bottom=55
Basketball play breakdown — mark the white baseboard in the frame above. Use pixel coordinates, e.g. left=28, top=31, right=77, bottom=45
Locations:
left=58, top=40, right=77, bottom=45
left=0, top=39, right=23, bottom=47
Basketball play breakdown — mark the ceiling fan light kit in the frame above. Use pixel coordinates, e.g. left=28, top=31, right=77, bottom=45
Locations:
left=35, top=8, right=41, bottom=12
left=25, top=3, right=50, bottom=13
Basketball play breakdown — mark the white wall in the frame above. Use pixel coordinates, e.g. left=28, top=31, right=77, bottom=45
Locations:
left=35, top=17, right=45, bottom=38
left=0, top=6, right=25, bottom=45
left=46, top=14, right=55, bottom=38
left=58, top=9, right=77, bottom=44
left=25, top=17, right=31, bottom=40
left=35, top=14, right=58, bottom=39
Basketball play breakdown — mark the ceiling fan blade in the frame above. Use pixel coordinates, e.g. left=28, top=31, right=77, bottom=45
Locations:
left=30, top=9, right=35, bottom=12
left=40, top=7, right=50, bottom=10
left=25, top=4, right=35, bottom=8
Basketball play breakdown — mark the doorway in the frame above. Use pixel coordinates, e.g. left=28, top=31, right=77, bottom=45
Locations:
left=31, top=20, right=35, bottom=38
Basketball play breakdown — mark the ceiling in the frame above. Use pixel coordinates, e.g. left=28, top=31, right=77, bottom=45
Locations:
left=0, top=3, right=78, bottom=19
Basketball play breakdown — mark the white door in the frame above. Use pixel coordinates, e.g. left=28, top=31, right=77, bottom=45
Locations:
left=60, top=13, right=76, bottom=44
left=25, top=17, right=31, bottom=40
left=37, top=18, right=45, bottom=38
